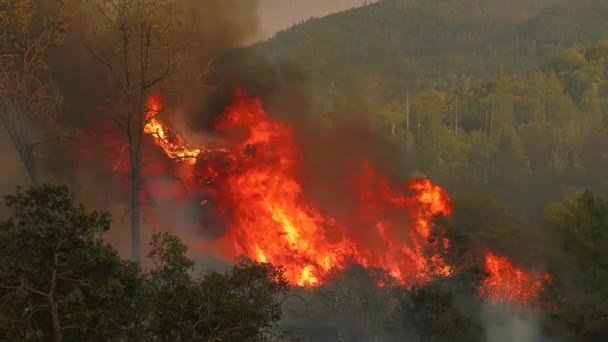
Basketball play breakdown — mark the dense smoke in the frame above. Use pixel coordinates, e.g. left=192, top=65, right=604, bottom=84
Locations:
left=0, top=133, right=29, bottom=201
left=34, top=0, right=261, bottom=257
left=48, top=0, right=259, bottom=125
left=35, top=0, right=411, bottom=240
left=51, top=0, right=402, bottom=270
left=189, top=47, right=418, bottom=233
left=3, top=0, right=433, bottom=280
left=11, top=0, right=396, bottom=264
left=481, top=303, right=557, bottom=342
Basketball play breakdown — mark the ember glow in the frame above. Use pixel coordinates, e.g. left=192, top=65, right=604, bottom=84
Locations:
left=143, top=93, right=201, bottom=163
left=97, top=87, right=547, bottom=305
left=479, top=252, right=550, bottom=305
left=139, top=89, right=453, bottom=287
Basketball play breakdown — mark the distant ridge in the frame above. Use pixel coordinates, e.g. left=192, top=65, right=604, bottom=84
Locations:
left=255, top=0, right=380, bottom=42
left=241, top=0, right=608, bottom=105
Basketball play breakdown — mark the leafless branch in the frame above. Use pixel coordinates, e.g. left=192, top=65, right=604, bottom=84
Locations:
left=28, top=135, right=74, bottom=149
left=197, top=57, right=217, bottom=89
left=0, top=277, right=48, bottom=298
left=120, top=208, right=131, bottom=223
left=57, top=276, right=85, bottom=285
left=12, top=303, right=50, bottom=326
left=60, top=325, right=80, bottom=330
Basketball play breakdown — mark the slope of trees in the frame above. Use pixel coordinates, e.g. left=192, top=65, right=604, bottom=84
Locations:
left=544, top=191, right=608, bottom=340
left=3, top=183, right=608, bottom=341
left=251, top=0, right=608, bottom=99
left=2, top=0, right=608, bottom=341
left=250, top=40, right=608, bottom=212
left=0, top=184, right=291, bottom=341
left=218, top=0, right=608, bottom=212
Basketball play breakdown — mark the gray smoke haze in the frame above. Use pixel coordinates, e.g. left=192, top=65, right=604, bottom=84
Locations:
left=0, top=0, right=417, bottom=261
left=34, top=0, right=262, bottom=259
left=49, top=0, right=260, bottom=126
left=0, top=132, right=30, bottom=199
left=482, top=303, right=558, bottom=342
left=279, top=265, right=398, bottom=342
left=2, top=0, right=396, bottom=262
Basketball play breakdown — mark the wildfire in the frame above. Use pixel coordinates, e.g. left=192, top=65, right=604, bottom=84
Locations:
left=351, top=162, right=452, bottom=284
left=190, top=89, right=455, bottom=287
left=133, top=88, right=548, bottom=305
left=479, top=252, right=550, bottom=305
left=143, top=93, right=201, bottom=163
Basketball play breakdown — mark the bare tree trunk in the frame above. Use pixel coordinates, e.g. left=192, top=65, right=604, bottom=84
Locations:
left=405, top=89, right=410, bottom=136
left=542, top=87, right=547, bottom=124
left=490, top=103, right=495, bottom=136
left=454, top=94, right=459, bottom=135
left=25, top=148, right=38, bottom=184
left=484, top=109, right=489, bottom=137
left=130, top=161, right=142, bottom=264
left=49, top=298, right=62, bottom=342
left=49, top=253, right=62, bottom=342
left=0, top=3, right=67, bottom=187
left=0, top=114, right=39, bottom=184
left=484, top=138, right=490, bottom=185
left=483, top=107, right=491, bottom=184
left=86, top=0, right=186, bottom=263
left=130, top=90, right=145, bottom=265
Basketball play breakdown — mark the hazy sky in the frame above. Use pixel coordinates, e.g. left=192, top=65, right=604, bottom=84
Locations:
left=255, top=0, right=376, bottom=40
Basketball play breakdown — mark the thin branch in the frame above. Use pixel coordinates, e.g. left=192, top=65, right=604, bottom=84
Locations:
left=0, top=277, right=48, bottom=298
left=56, top=276, right=85, bottom=285
left=114, top=145, right=128, bottom=171
left=197, top=57, right=216, bottom=89
left=28, top=135, right=73, bottom=149
left=60, top=325, right=80, bottom=330
left=15, top=303, right=50, bottom=325
left=120, top=208, right=131, bottom=223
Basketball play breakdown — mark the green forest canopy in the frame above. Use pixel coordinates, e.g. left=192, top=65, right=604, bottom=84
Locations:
left=253, top=0, right=608, bottom=97
left=229, top=0, right=608, bottom=211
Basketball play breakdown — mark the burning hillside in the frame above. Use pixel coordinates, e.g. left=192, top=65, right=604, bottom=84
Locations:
left=85, top=88, right=549, bottom=306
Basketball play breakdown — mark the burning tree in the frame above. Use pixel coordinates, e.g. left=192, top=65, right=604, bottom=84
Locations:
left=0, top=0, right=72, bottom=183
left=84, top=0, right=186, bottom=263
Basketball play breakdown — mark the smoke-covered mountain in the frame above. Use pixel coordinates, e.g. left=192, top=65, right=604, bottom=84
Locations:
left=239, top=0, right=608, bottom=107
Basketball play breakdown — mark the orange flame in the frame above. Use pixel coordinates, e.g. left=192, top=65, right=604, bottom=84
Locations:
left=188, top=89, right=453, bottom=287
left=143, top=93, right=201, bottom=163
left=479, top=252, right=550, bottom=305
left=140, top=88, right=549, bottom=305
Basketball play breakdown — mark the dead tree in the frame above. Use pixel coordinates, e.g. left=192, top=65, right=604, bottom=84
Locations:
left=0, top=0, right=72, bottom=183
left=85, top=0, right=184, bottom=264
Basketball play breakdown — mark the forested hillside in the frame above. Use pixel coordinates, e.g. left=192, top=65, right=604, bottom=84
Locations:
left=238, top=0, right=608, bottom=211
left=255, top=0, right=608, bottom=95
left=3, top=0, right=608, bottom=341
